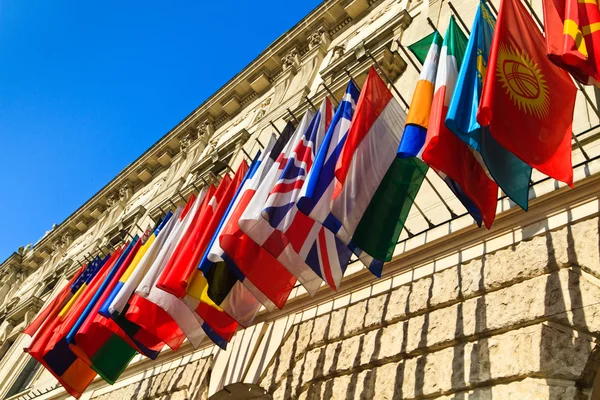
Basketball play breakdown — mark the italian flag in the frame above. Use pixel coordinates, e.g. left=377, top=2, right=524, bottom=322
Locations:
left=422, top=17, right=498, bottom=229
left=332, top=67, right=427, bottom=269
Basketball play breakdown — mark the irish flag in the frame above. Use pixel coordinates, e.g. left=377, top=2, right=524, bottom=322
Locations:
left=332, top=67, right=427, bottom=266
left=422, top=16, right=498, bottom=229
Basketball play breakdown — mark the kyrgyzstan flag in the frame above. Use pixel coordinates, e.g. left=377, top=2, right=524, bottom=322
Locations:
left=543, top=0, right=600, bottom=86
left=478, top=0, right=577, bottom=187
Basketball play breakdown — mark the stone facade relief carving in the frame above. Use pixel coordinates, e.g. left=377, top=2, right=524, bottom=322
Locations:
left=282, top=48, right=301, bottom=71
left=345, top=2, right=396, bottom=50
left=253, top=96, right=273, bottom=124
left=119, top=183, right=133, bottom=204
left=106, top=192, right=119, bottom=208
left=308, top=27, right=331, bottom=51
left=179, top=132, right=194, bottom=154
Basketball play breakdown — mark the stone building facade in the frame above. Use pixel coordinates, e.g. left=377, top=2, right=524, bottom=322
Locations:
left=1, top=0, right=600, bottom=399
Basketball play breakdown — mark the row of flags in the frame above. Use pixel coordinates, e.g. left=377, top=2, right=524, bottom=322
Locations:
left=22, top=0, right=590, bottom=397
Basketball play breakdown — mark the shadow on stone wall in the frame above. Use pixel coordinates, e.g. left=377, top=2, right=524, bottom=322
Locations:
left=258, top=215, right=600, bottom=399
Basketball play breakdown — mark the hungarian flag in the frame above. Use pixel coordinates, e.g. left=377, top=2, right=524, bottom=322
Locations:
left=543, top=0, right=600, bottom=86
left=478, top=0, right=577, bottom=187
left=220, top=121, right=300, bottom=310
left=157, top=171, right=238, bottom=298
left=331, top=67, right=427, bottom=267
left=422, top=16, right=498, bottom=229
left=297, top=80, right=383, bottom=282
left=125, top=193, right=208, bottom=350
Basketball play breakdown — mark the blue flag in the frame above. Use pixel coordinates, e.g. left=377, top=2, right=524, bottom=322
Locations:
left=446, top=1, right=532, bottom=210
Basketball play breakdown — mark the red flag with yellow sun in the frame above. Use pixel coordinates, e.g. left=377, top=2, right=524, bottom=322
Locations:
left=477, top=0, right=577, bottom=187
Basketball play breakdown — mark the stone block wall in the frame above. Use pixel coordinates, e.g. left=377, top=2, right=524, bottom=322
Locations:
left=90, top=357, right=212, bottom=400
left=259, top=217, right=600, bottom=399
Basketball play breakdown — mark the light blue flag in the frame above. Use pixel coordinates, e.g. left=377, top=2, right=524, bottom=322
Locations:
left=446, top=1, right=532, bottom=210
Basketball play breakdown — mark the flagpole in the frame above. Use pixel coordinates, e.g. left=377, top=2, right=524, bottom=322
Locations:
left=287, top=108, right=300, bottom=124
left=366, top=49, right=410, bottom=109
left=367, top=48, right=460, bottom=219
left=427, top=17, right=439, bottom=33
left=305, top=96, right=318, bottom=112
left=344, top=68, right=360, bottom=88
left=519, top=0, right=593, bottom=162
left=255, top=137, right=265, bottom=149
left=395, top=40, right=423, bottom=73
left=269, top=121, right=282, bottom=136
left=320, top=82, right=340, bottom=106
left=448, top=2, right=471, bottom=34
left=486, top=0, right=498, bottom=15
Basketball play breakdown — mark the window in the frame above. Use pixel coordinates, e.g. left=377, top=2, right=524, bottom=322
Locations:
left=3, top=358, right=41, bottom=399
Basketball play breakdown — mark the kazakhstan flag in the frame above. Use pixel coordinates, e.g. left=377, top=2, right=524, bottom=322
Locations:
left=446, top=0, right=532, bottom=211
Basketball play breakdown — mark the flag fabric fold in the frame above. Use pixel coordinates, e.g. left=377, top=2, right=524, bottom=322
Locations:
left=543, top=0, right=600, bottom=86
left=422, top=16, right=498, bottom=229
left=221, top=119, right=304, bottom=310
left=478, top=0, right=577, bottom=187
left=446, top=1, right=532, bottom=211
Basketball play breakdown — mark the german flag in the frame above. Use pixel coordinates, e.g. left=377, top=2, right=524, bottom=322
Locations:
left=543, top=0, right=600, bottom=86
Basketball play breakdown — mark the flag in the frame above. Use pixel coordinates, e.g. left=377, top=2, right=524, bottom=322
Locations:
left=106, top=210, right=175, bottom=316
left=220, top=120, right=302, bottom=310
left=24, top=251, right=123, bottom=398
left=446, top=1, right=532, bottom=211
left=126, top=192, right=208, bottom=350
left=478, top=0, right=577, bottom=187
left=186, top=154, right=264, bottom=349
left=258, top=98, right=355, bottom=293
left=409, top=32, right=439, bottom=64
left=331, top=68, right=427, bottom=269
left=158, top=163, right=247, bottom=298
left=421, top=16, right=498, bottom=229
left=72, top=239, right=145, bottom=384
left=66, top=238, right=141, bottom=345
left=296, top=81, right=376, bottom=286
left=543, top=0, right=600, bottom=86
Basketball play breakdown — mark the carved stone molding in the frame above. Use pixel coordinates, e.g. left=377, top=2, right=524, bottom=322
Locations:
left=282, top=47, right=301, bottom=72
left=197, top=119, right=214, bottom=146
left=119, top=182, right=133, bottom=203
left=106, top=192, right=119, bottom=208
left=179, top=132, right=194, bottom=154
left=308, top=27, right=331, bottom=52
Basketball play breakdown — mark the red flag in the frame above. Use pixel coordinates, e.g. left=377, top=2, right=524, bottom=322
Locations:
left=156, top=172, right=237, bottom=298
left=478, top=0, right=577, bottom=187
left=543, top=0, right=600, bottom=86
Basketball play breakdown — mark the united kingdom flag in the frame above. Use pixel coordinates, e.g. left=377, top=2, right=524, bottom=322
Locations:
left=260, top=99, right=353, bottom=291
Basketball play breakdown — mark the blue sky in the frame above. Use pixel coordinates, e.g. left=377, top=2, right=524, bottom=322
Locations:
left=0, top=1, right=322, bottom=261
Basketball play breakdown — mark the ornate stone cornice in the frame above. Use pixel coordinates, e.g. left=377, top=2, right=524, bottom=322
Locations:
left=0, top=0, right=376, bottom=273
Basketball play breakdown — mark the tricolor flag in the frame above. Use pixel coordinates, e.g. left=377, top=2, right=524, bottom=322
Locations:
left=186, top=153, right=264, bottom=348
left=422, top=16, right=499, bottom=229
left=446, top=1, right=532, bottom=211
left=25, top=251, right=123, bottom=398
left=72, top=238, right=145, bottom=384
left=126, top=193, right=207, bottom=350
left=297, top=81, right=376, bottom=286
left=106, top=210, right=176, bottom=316
left=543, top=0, right=600, bottom=87
left=331, top=68, right=427, bottom=270
left=220, top=119, right=304, bottom=310
left=478, top=0, right=577, bottom=187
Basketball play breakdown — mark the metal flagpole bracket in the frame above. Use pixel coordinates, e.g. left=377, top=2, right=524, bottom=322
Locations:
left=412, top=201, right=436, bottom=229
left=191, top=182, right=201, bottom=192
left=320, top=82, right=340, bottom=106
left=241, top=147, right=253, bottom=161
left=255, top=137, right=265, bottom=149
left=448, top=1, right=471, bottom=34
left=344, top=68, right=361, bottom=89
left=168, top=199, right=178, bottom=209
